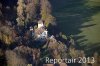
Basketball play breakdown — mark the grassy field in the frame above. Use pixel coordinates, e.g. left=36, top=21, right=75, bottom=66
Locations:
left=50, top=0, right=100, bottom=54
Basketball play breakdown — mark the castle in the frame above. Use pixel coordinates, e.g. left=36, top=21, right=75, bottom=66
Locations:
left=34, top=20, right=48, bottom=40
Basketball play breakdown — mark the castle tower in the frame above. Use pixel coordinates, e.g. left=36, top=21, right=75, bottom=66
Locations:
left=38, top=20, right=44, bottom=28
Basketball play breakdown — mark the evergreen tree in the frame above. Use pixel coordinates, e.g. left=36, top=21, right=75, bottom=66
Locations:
left=40, top=0, right=55, bottom=27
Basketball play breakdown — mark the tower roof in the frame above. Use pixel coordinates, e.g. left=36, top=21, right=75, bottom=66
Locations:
left=38, top=20, right=43, bottom=24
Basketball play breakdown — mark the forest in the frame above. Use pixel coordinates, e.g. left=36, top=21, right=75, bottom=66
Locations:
left=0, top=0, right=100, bottom=66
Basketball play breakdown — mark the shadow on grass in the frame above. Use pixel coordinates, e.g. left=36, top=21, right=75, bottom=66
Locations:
left=49, top=0, right=100, bottom=52
left=84, top=42, right=100, bottom=56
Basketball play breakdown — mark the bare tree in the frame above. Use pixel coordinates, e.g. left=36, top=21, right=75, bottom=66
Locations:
left=6, top=50, right=28, bottom=66
left=25, top=0, right=36, bottom=22
left=16, top=0, right=38, bottom=26
left=16, top=0, right=26, bottom=26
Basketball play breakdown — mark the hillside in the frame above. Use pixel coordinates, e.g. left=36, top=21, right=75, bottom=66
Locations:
left=0, top=0, right=100, bottom=66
